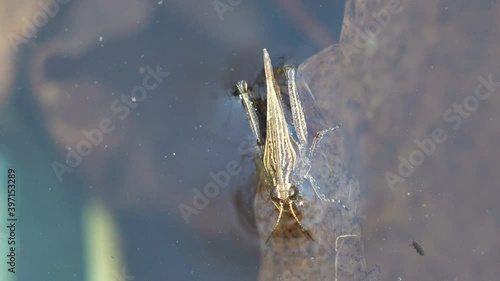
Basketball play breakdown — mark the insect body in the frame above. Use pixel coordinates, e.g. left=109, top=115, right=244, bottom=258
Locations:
left=235, top=48, right=346, bottom=242
left=410, top=240, right=425, bottom=256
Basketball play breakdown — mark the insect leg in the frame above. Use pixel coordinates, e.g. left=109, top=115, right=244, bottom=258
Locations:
left=306, top=174, right=349, bottom=211
left=235, top=80, right=263, bottom=145
left=309, top=124, right=343, bottom=157
left=283, top=65, right=308, bottom=147
left=296, top=78, right=344, bottom=157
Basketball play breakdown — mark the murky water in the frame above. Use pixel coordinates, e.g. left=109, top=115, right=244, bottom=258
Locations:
left=1, top=0, right=499, bottom=280
left=301, top=1, right=500, bottom=280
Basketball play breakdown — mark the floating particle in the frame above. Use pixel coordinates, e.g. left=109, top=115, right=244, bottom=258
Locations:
left=410, top=240, right=425, bottom=256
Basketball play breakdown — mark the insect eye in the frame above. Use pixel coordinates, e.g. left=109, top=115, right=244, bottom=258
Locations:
left=270, top=189, right=280, bottom=202
left=288, top=186, right=298, bottom=199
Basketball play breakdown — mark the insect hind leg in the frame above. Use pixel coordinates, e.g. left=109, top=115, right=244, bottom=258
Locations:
left=235, top=80, right=265, bottom=145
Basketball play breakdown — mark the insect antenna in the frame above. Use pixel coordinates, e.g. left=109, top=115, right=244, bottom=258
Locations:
left=266, top=201, right=284, bottom=244
left=289, top=201, right=314, bottom=241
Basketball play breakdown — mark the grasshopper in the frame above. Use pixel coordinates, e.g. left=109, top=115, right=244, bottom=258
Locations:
left=235, top=48, right=346, bottom=242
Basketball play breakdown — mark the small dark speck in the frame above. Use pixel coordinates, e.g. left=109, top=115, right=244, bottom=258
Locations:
left=410, top=240, right=425, bottom=256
